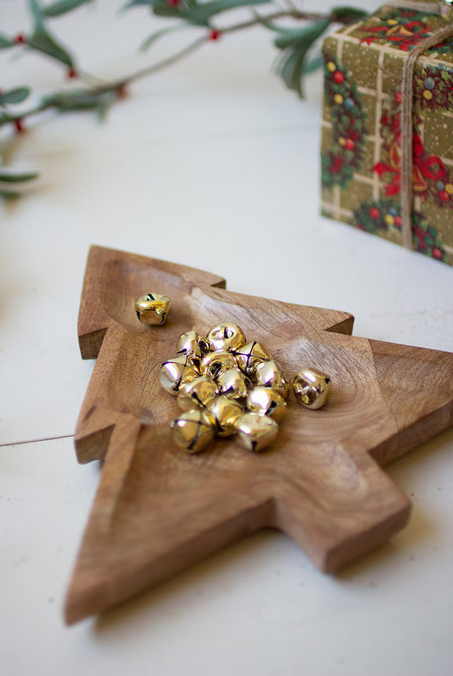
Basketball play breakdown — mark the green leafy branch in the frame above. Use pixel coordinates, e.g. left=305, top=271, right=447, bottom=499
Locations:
left=0, top=0, right=368, bottom=194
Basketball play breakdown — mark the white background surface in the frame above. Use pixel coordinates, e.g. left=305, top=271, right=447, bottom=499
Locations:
left=1, top=1, right=452, bottom=674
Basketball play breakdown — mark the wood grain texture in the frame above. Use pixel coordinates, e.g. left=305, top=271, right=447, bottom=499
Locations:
left=66, top=245, right=453, bottom=624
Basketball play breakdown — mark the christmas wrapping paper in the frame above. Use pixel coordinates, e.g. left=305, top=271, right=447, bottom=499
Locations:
left=321, top=2, right=453, bottom=265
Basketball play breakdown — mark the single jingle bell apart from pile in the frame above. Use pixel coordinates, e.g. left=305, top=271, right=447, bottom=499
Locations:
left=135, top=293, right=172, bottom=326
left=159, top=322, right=288, bottom=453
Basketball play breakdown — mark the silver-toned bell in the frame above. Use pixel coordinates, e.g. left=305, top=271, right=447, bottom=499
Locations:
left=207, top=322, right=246, bottom=353
left=247, top=387, right=286, bottom=423
left=177, top=376, right=218, bottom=411
left=255, top=360, right=289, bottom=399
left=216, top=368, right=251, bottom=400
left=135, top=293, right=171, bottom=326
left=235, top=341, right=273, bottom=376
left=293, top=367, right=332, bottom=409
left=201, top=350, right=237, bottom=380
left=160, top=355, right=200, bottom=395
left=208, top=395, right=243, bottom=437
left=171, top=409, right=215, bottom=453
left=176, top=330, right=209, bottom=361
left=236, top=412, right=278, bottom=452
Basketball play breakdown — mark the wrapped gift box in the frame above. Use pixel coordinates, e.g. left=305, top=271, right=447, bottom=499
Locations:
left=321, top=1, right=453, bottom=265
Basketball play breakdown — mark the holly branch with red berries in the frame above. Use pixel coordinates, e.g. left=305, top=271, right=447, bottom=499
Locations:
left=0, top=0, right=367, bottom=194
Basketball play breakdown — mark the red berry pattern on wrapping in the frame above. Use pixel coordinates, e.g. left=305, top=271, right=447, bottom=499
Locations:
left=321, top=53, right=367, bottom=190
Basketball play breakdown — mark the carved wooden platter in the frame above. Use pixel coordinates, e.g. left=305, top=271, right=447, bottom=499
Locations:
left=65, top=245, right=453, bottom=624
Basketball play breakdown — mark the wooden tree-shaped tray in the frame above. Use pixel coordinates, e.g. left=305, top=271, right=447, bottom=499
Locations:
left=65, top=245, right=453, bottom=624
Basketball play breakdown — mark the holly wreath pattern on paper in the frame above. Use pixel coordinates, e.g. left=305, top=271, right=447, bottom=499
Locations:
left=352, top=198, right=451, bottom=264
left=321, top=54, right=367, bottom=190
left=413, top=62, right=453, bottom=121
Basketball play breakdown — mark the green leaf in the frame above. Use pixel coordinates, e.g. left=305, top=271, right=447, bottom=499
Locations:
left=43, top=0, right=93, bottom=16
left=303, top=53, right=323, bottom=74
left=140, top=23, right=189, bottom=51
left=125, top=0, right=163, bottom=7
left=278, top=50, right=304, bottom=95
left=28, top=0, right=46, bottom=29
left=275, top=19, right=329, bottom=97
left=0, top=33, right=14, bottom=49
left=152, top=0, right=270, bottom=27
left=0, top=171, right=39, bottom=183
left=0, top=189, right=22, bottom=198
left=0, top=113, right=13, bottom=127
left=28, top=26, right=74, bottom=65
left=0, top=88, right=31, bottom=105
left=274, top=20, right=329, bottom=50
left=43, top=89, right=104, bottom=111
left=96, top=92, right=115, bottom=121
left=330, top=6, right=368, bottom=22
left=27, top=0, right=75, bottom=65
left=255, top=14, right=305, bottom=36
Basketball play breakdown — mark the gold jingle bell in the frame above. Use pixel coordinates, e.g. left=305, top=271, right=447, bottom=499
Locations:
left=207, top=322, right=246, bottom=353
left=160, top=355, right=200, bottom=395
left=236, top=412, right=278, bottom=452
left=171, top=409, right=215, bottom=453
left=247, top=387, right=287, bottom=423
left=135, top=293, right=171, bottom=326
left=176, top=330, right=208, bottom=362
left=255, top=360, right=289, bottom=399
left=208, top=395, right=243, bottom=437
left=201, top=350, right=237, bottom=380
left=216, top=368, right=251, bottom=400
left=177, top=376, right=218, bottom=411
left=293, top=367, right=332, bottom=410
left=235, top=341, right=273, bottom=376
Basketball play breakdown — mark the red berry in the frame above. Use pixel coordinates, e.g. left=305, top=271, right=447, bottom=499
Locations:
left=116, top=83, right=128, bottom=98
left=14, top=34, right=26, bottom=44
left=432, top=247, right=443, bottom=260
left=14, top=118, right=24, bottom=134
left=396, top=92, right=402, bottom=103
left=67, top=67, right=77, bottom=79
left=413, top=136, right=423, bottom=157
left=209, top=29, right=221, bottom=41
left=167, top=0, right=179, bottom=5
left=330, top=157, right=343, bottom=174
left=394, top=216, right=402, bottom=227
left=333, top=71, right=344, bottom=83
left=345, top=139, right=355, bottom=150
left=369, top=207, right=380, bottom=219
left=440, top=190, right=449, bottom=201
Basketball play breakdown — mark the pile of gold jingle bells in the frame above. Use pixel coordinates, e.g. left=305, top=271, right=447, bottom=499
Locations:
left=136, top=293, right=332, bottom=454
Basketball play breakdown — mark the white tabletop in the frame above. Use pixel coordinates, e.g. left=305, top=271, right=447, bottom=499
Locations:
left=1, top=1, right=452, bottom=674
